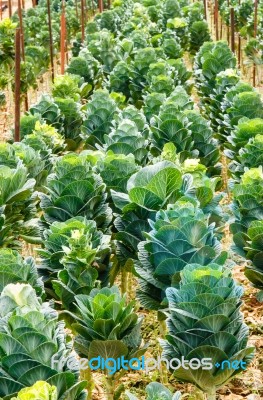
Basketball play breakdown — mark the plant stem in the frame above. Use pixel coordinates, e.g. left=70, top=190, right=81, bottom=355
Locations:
left=158, top=318, right=168, bottom=384
left=86, top=366, right=94, bottom=400
left=80, top=366, right=94, bottom=400
left=159, top=319, right=167, bottom=337
left=127, top=270, right=133, bottom=302
left=105, top=374, right=115, bottom=400
left=121, top=269, right=128, bottom=295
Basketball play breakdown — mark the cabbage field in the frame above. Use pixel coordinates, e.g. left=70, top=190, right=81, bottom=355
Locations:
left=0, top=0, right=262, bottom=399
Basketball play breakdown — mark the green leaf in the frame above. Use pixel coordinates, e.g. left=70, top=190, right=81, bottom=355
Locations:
left=88, top=340, right=128, bottom=361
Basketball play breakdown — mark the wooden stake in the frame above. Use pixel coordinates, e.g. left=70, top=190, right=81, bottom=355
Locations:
left=17, top=0, right=25, bottom=61
left=0, top=0, right=2, bottom=20
left=17, top=0, right=28, bottom=111
left=238, top=35, right=241, bottom=68
left=203, top=0, right=207, bottom=20
left=254, top=0, right=258, bottom=35
left=214, top=0, right=219, bottom=41
left=238, top=0, right=241, bottom=69
left=84, top=0, right=88, bottom=21
left=47, top=0, right=55, bottom=82
left=8, top=0, right=12, bottom=17
left=98, top=0, right=103, bottom=13
left=108, top=0, right=111, bottom=9
left=253, top=0, right=258, bottom=86
left=14, top=28, right=21, bottom=142
left=227, top=0, right=230, bottom=44
left=60, top=1, right=66, bottom=74
left=230, top=7, right=235, bottom=53
left=81, top=0, right=85, bottom=42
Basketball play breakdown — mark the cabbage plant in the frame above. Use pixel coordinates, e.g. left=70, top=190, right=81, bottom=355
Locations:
left=228, top=135, right=263, bottom=179
left=81, top=90, right=117, bottom=149
left=230, top=167, right=263, bottom=243
left=227, top=118, right=263, bottom=152
left=10, top=381, right=57, bottom=400
left=54, top=97, right=83, bottom=150
left=21, top=121, right=65, bottom=176
left=111, top=161, right=183, bottom=284
left=28, top=95, right=63, bottom=132
left=222, top=91, right=263, bottom=138
left=126, top=382, right=181, bottom=400
left=52, top=74, right=82, bottom=101
left=198, top=69, right=240, bottom=135
left=189, top=20, right=211, bottom=54
left=96, top=153, right=139, bottom=195
left=230, top=168, right=263, bottom=299
left=136, top=201, right=227, bottom=311
left=108, top=61, right=131, bottom=99
left=241, top=220, right=263, bottom=300
left=0, top=142, right=47, bottom=190
left=70, top=286, right=146, bottom=400
left=235, top=135, right=263, bottom=176
left=150, top=102, right=220, bottom=174
left=129, top=47, right=158, bottom=102
left=87, top=31, right=121, bottom=73
left=194, top=41, right=236, bottom=100
left=0, top=249, right=43, bottom=297
left=112, top=159, right=226, bottom=288
left=38, top=217, right=111, bottom=308
left=226, top=119, right=263, bottom=178
left=0, top=164, right=39, bottom=248
left=67, top=51, right=102, bottom=89
left=162, top=264, right=254, bottom=399
left=103, top=119, right=149, bottom=165
left=0, top=283, right=87, bottom=399
left=39, top=153, right=112, bottom=231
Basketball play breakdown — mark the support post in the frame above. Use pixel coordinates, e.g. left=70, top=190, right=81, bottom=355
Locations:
left=17, top=0, right=28, bottom=110
left=47, top=0, right=55, bottom=82
left=214, top=0, right=219, bottom=40
left=253, top=0, right=258, bottom=86
left=8, top=0, right=12, bottom=19
left=230, top=7, right=235, bottom=53
left=60, top=0, right=66, bottom=74
left=81, top=0, right=85, bottom=42
left=98, top=0, right=103, bottom=13
left=14, top=28, right=21, bottom=142
left=203, top=0, right=207, bottom=20
left=238, top=0, right=241, bottom=68
left=227, top=0, right=230, bottom=44
left=238, top=35, right=241, bottom=68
